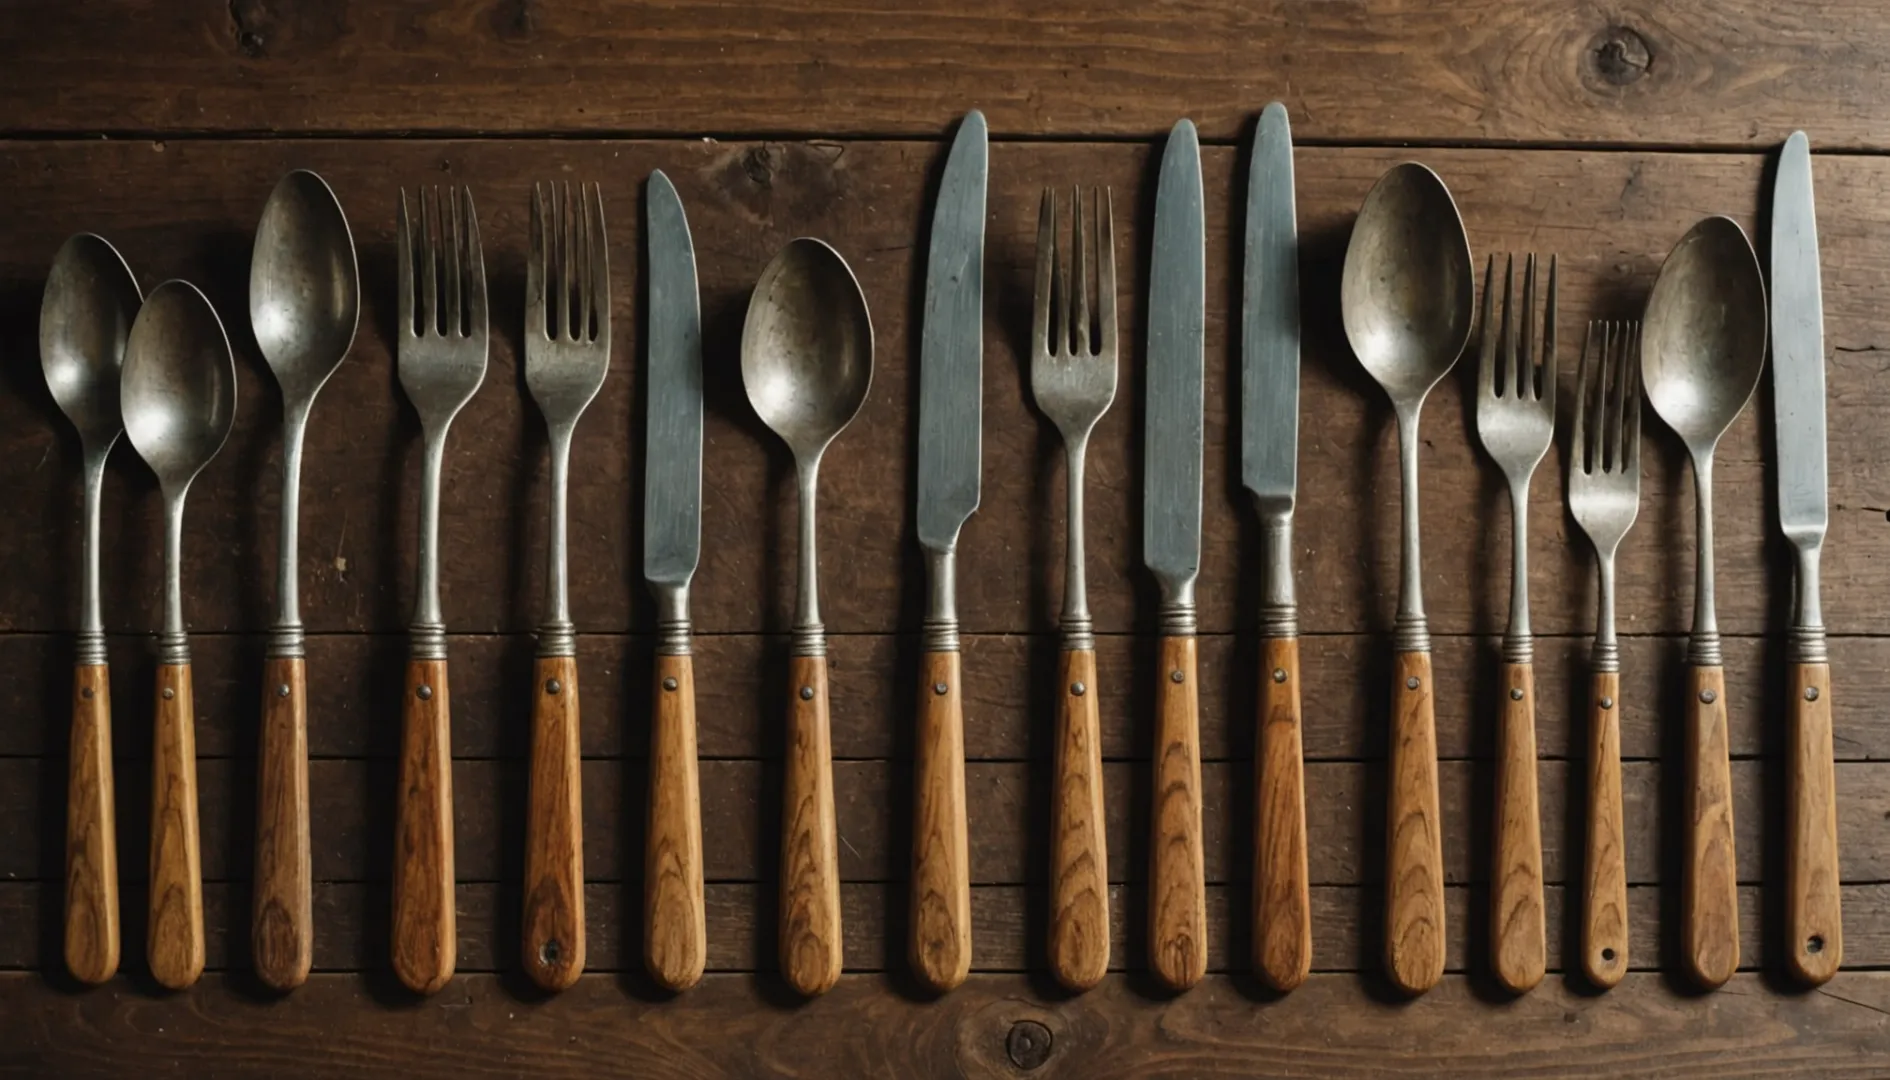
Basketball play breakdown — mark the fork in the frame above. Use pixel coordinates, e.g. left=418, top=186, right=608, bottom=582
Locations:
left=1475, top=252, right=1556, bottom=994
left=522, top=182, right=610, bottom=991
left=1569, top=320, right=1641, bottom=988
left=1030, top=186, right=1118, bottom=992
left=392, top=186, right=488, bottom=995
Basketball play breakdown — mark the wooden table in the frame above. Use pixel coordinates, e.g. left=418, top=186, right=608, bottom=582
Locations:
left=2, top=4, right=1888, bottom=1076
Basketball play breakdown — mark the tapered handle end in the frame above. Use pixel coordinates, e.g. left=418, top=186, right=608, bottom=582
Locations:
left=646, top=653, right=706, bottom=992
left=1787, top=661, right=1842, bottom=985
left=392, top=659, right=456, bottom=995
left=911, top=650, right=970, bottom=992
left=1254, top=637, right=1310, bottom=991
left=1050, top=648, right=1109, bottom=991
left=1149, top=635, right=1206, bottom=991
left=65, top=663, right=119, bottom=986
left=253, top=656, right=313, bottom=991
left=780, top=656, right=841, bottom=996
left=1491, top=662, right=1545, bottom=994
left=1683, top=665, right=1740, bottom=990
left=148, top=662, right=204, bottom=991
left=523, top=655, right=585, bottom=991
left=1582, top=670, right=1629, bottom=988
left=1384, top=650, right=1445, bottom=995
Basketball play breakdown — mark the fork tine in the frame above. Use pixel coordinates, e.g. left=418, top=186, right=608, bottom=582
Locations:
left=461, top=187, right=487, bottom=336
left=588, top=182, right=609, bottom=338
left=419, top=188, right=439, bottom=336
left=527, top=183, right=547, bottom=340
left=1541, top=255, right=1558, bottom=406
left=1032, top=187, right=1055, bottom=358
left=1519, top=253, right=1537, bottom=399
left=1623, top=321, right=1643, bottom=476
left=445, top=186, right=464, bottom=337
left=577, top=182, right=594, bottom=341
left=1097, top=187, right=1117, bottom=358
left=1477, top=253, right=1498, bottom=399
left=1073, top=186, right=1091, bottom=355
left=1053, top=190, right=1071, bottom=357
left=1573, top=321, right=1594, bottom=472
left=397, top=189, right=415, bottom=338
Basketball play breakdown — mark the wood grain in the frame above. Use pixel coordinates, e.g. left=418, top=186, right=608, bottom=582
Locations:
left=252, top=655, right=311, bottom=990
left=910, top=649, right=970, bottom=991
left=391, top=658, right=454, bottom=995
left=1582, top=670, right=1629, bottom=988
left=522, top=655, right=585, bottom=990
left=644, top=652, right=705, bottom=991
left=147, top=662, right=203, bottom=991
left=1050, top=647, right=1108, bottom=991
left=1683, top=664, right=1739, bottom=990
left=780, top=654, right=841, bottom=996
left=1253, top=636, right=1309, bottom=991
left=1148, top=635, right=1205, bottom=990
left=1786, top=661, right=1842, bottom=985
left=1490, top=661, right=1544, bottom=993
left=63, top=662, right=117, bottom=985
left=1385, top=650, right=1444, bottom=995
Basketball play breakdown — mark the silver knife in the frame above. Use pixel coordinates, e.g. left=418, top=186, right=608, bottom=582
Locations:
left=1242, top=102, right=1309, bottom=991
left=911, top=109, right=985, bottom=992
left=1772, top=130, right=1842, bottom=985
left=642, top=169, right=708, bottom=993
left=1145, top=116, right=1207, bottom=991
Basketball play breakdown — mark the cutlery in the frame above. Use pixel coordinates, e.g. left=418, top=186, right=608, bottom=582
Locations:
left=1642, top=215, right=1766, bottom=990
left=1145, top=117, right=1208, bottom=991
left=1772, top=130, right=1842, bottom=985
left=393, top=186, right=488, bottom=995
left=1340, top=162, right=1474, bottom=995
left=1474, top=253, right=1556, bottom=994
left=521, top=182, right=610, bottom=992
left=1243, top=101, right=1309, bottom=992
left=1569, top=320, right=1641, bottom=988
left=1030, top=184, right=1117, bottom=992
left=643, top=170, right=707, bottom=992
left=121, top=279, right=236, bottom=991
left=742, top=238, right=873, bottom=997
left=249, top=168, right=359, bottom=991
left=40, top=233, right=140, bottom=986
left=911, top=109, right=986, bottom=993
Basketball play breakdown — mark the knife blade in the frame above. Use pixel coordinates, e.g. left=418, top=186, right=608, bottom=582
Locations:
left=910, top=109, right=986, bottom=993
left=1145, top=117, right=1207, bottom=991
left=640, top=169, right=707, bottom=992
left=1771, top=129, right=1841, bottom=984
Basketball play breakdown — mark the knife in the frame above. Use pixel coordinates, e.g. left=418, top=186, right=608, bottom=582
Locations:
left=642, top=170, right=708, bottom=992
left=1242, top=102, right=1309, bottom=991
left=1146, top=117, right=1208, bottom=991
left=1772, top=130, right=1842, bottom=985
left=911, top=109, right=986, bottom=993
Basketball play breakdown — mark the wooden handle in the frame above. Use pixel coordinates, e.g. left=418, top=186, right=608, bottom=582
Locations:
left=253, top=656, right=312, bottom=990
left=1049, top=647, right=1108, bottom=991
left=148, top=662, right=203, bottom=990
left=779, top=654, right=841, bottom=996
left=522, top=655, right=585, bottom=990
left=392, top=658, right=455, bottom=994
left=645, top=652, right=706, bottom=991
left=1148, top=634, right=1206, bottom=991
left=1787, top=660, right=1842, bottom=984
left=1582, top=669, right=1629, bottom=987
left=1253, top=637, right=1310, bottom=991
left=911, top=649, right=970, bottom=991
left=1490, top=661, right=1545, bottom=994
left=1384, top=649, right=1445, bottom=995
left=1683, top=664, right=1740, bottom=989
left=64, top=663, right=118, bottom=985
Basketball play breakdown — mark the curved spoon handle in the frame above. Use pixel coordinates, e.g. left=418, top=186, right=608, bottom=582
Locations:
left=1148, top=635, right=1206, bottom=991
left=1683, top=664, right=1740, bottom=989
left=645, top=652, right=706, bottom=991
left=1050, top=647, right=1109, bottom=991
left=522, top=655, right=585, bottom=990
left=1385, top=649, right=1445, bottom=995
left=253, top=656, right=312, bottom=990
left=1582, top=670, right=1629, bottom=987
left=779, top=655, right=841, bottom=996
left=392, top=658, right=456, bottom=995
left=911, top=649, right=970, bottom=992
left=148, top=662, right=204, bottom=990
left=65, top=662, right=118, bottom=985
left=1254, top=636, right=1310, bottom=991
left=1787, top=660, right=1842, bottom=984
left=1491, top=661, right=1545, bottom=994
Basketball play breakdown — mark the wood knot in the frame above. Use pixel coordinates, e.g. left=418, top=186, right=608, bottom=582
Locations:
left=228, top=0, right=269, bottom=57
left=491, top=0, right=537, bottom=43
left=743, top=147, right=777, bottom=188
left=1006, top=1020, right=1053, bottom=1071
left=1588, top=26, right=1652, bottom=87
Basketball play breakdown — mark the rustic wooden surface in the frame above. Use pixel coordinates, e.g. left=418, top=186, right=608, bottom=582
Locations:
left=3, top=2, right=1890, bottom=1075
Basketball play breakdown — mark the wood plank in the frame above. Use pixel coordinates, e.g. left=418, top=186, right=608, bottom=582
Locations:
left=0, top=3, right=1883, bottom=149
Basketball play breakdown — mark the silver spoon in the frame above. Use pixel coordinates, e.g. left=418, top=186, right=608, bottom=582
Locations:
left=741, top=237, right=873, bottom=997
left=122, top=279, right=236, bottom=991
left=249, top=168, right=359, bottom=991
left=1642, top=215, right=1766, bottom=991
left=1340, top=162, right=1474, bottom=996
left=40, top=232, right=141, bottom=986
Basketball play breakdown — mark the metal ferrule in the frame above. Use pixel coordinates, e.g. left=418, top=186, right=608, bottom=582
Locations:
left=1791, top=625, right=1829, bottom=665
left=1590, top=555, right=1620, bottom=673
left=923, top=547, right=961, bottom=652
left=273, top=409, right=310, bottom=663
left=75, top=450, right=108, bottom=668
left=537, top=619, right=576, bottom=659
left=1393, top=613, right=1431, bottom=655
left=409, top=621, right=448, bottom=662
left=1791, top=546, right=1828, bottom=664
left=791, top=459, right=826, bottom=659
left=74, top=630, right=108, bottom=668
left=538, top=430, right=577, bottom=660
left=1393, top=409, right=1430, bottom=655
left=1589, top=639, right=1621, bottom=674
left=267, top=624, right=307, bottom=660
left=1158, top=585, right=1197, bottom=637
left=1259, top=513, right=1297, bottom=639
left=1061, top=615, right=1094, bottom=653
left=159, top=498, right=190, bottom=667
left=1687, top=630, right=1723, bottom=669
left=1501, top=481, right=1533, bottom=665
left=654, top=582, right=692, bottom=656
left=792, top=622, right=827, bottom=658
left=1688, top=460, right=1721, bottom=669
left=157, top=630, right=190, bottom=667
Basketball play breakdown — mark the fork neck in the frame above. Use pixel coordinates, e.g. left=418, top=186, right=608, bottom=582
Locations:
left=1058, top=434, right=1092, bottom=651
left=537, top=423, right=578, bottom=658
left=409, top=428, right=451, bottom=660
left=1591, top=552, right=1620, bottom=673
left=1502, top=478, right=1533, bottom=664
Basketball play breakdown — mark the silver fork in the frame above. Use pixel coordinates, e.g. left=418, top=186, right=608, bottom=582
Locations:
left=1030, top=186, right=1118, bottom=992
left=1475, top=252, right=1556, bottom=995
left=522, top=182, right=610, bottom=991
left=392, top=185, right=488, bottom=996
left=1568, top=319, right=1642, bottom=989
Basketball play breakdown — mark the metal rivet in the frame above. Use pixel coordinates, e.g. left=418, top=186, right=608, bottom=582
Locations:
left=1806, top=686, right=1820, bottom=702
left=663, top=676, right=678, bottom=692
left=1006, top=1019, right=1054, bottom=1071
left=1272, top=668, right=1288, bottom=684
left=546, top=678, right=562, bottom=695
left=1600, top=696, right=1614, bottom=710
left=799, top=686, right=814, bottom=701
left=1406, top=676, right=1420, bottom=690
left=933, top=681, right=949, bottom=696
left=1070, top=681, right=1086, bottom=697
left=161, top=687, right=174, bottom=700
left=1808, top=935, right=1826, bottom=955
left=1700, top=689, right=1717, bottom=704
left=277, top=683, right=291, bottom=698
left=417, top=685, right=433, bottom=701
left=1170, top=669, right=1185, bottom=684
left=1510, top=687, right=1524, bottom=701
left=81, top=687, right=93, bottom=700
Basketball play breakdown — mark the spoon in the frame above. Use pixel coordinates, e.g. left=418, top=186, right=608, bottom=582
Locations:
left=741, top=237, right=873, bottom=997
left=1340, top=162, right=1474, bottom=995
left=249, top=168, right=359, bottom=991
left=40, top=233, right=141, bottom=986
left=1642, top=215, right=1767, bottom=990
left=122, top=279, right=236, bottom=991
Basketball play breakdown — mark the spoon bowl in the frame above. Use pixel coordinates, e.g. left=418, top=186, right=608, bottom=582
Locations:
left=252, top=170, right=360, bottom=403
left=123, top=280, right=237, bottom=494
left=1341, top=163, right=1475, bottom=403
left=741, top=238, right=873, bottom=459
left=42, top=234, right=142, bottom=450
left=1642, top=215, right=1767, bottom=453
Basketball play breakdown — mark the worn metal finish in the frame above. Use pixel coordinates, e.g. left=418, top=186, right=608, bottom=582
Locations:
left=1340, top=163, right=1474, bottom=653
left=1569, top=321, right=1643, bottom=673
left=121, top=281, right=236, bottom=665
left=741, top=238, right=873, bottom=658
left=917, top=111, right=987, bottom=653
left=40, top=234, right=141, bottom=667
left=1031, top=186, right=1118, bottom=652
left=644, top=171, right=703, bottom=658
left=1642, top=216, right=1767, bottom=668
left=396, top=187, right=489, bottom=661
left=525, top=182, right=610, bottom=659
left=1144, top=118, right=1205, bottom=637
left=1772, top=132, right=1830, bottom=665
left=1242, top=102, right=1299, bottom=640
left=251, top=170, right=359, bottom=660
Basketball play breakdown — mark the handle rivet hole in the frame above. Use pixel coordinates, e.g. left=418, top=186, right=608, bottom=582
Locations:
left=1170, top=669, right=1185, bottom=684
left=1806, top=686, right=1820, bottom=702
left=417, top=685, right=433, bottom=701
left=1699, top=689, right=1717, bottom=704
left=1601, top=947, right=1616, bottom=964
left=1807, top=935, right=1825, bottom=955
left=799, top=686, right=814, bottom=701
left=1070, top=681, right=1086, bottom=697
left=663, top=676, right=678, bottom=692
left=1272, top=668, right=1287, bottom=684
left=1406, top=676, right=1420, bottom=691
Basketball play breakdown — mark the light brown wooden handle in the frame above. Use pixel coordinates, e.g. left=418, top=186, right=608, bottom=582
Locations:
left=1684, top=664, right=1739, bottom=989
left=1049, top=647, right=1108, bottom=991
left=645, top=652, right=706, bottom=991
left=780, top=654, right=841, bottom=996
left=392, top=658, right=455, bottom=994
left=64, top=662, right=118, bottom=986
left=1491, top=660, right=1545, bottom=994
left=1254, top=636, right=1310, bottom=991
left=1787, top=660, right=1842, bottom=984
left=1149, top=634, right=1206, bottom=991
left=148, top=662, right=203, bottom=990
left=1582, top=669, right=1629, bottom=988
left=911, top=649, right=971, bottom=992
left=253, top=655, right=312, bottom=991
left=1385, top=649, right=1445, bottom=995
left=522, top=655, right=585, bottom=990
